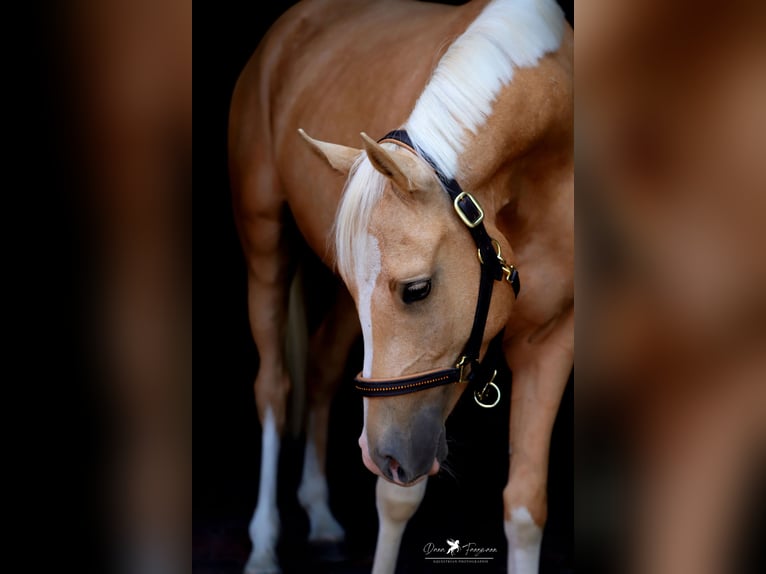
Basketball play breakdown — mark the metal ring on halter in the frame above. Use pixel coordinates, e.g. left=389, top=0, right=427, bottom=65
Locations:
left=473, top=370, right=501, bottom=408
left=474, top=382, right=500, bottom=408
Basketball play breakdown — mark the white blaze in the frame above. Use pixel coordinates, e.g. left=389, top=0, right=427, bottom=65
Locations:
left=355, top=233, right=381, bottom=378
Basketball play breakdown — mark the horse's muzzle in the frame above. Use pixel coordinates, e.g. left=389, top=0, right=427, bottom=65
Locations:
left=369, top=420, right=447, bottom=485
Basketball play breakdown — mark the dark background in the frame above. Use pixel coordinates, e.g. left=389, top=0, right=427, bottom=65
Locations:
left=194, top=1, right=574, bottom=572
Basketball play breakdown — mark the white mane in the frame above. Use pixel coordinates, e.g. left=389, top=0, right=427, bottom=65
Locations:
left=334, top=0, right=565, bottom=280
left=406, top=0, right=565, bottom=178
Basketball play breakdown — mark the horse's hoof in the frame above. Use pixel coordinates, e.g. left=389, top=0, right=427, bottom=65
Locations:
left=243, top=551, right=281, bottom=574
left=307, top=509, right=346, bottom=543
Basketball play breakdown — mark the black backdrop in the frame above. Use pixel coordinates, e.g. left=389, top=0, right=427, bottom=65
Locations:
left=194, top=2, right=574, bottom=572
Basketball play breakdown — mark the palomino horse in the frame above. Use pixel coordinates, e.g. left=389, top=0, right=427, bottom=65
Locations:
left=229, top=1, right=573, bottom=572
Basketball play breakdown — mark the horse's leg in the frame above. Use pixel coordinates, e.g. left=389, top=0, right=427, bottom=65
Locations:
left=297, top=286, right=359, bottom=542
left=237, top=190, right=293, bottom=574
left=371, top=477, right=428, bottom=574
left=503, top=307, right=574, bottom=574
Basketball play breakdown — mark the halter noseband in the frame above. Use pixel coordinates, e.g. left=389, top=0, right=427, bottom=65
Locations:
left=353, top=130, right=520, bottom=408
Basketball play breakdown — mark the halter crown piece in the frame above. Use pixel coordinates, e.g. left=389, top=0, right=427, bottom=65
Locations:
left=354, top=130, right=520, bottom=408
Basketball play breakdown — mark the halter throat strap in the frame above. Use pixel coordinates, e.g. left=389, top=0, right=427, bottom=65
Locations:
left=354, top=129, right=519, bottom=398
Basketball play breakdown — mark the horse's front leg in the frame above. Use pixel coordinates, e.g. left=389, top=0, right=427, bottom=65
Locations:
left=371, top=477, right=428, bottom=574
left=297, top=287, right=359, bottom=543
left=503, top=306, right=573, bottom=574
left=242, top=230, right=293, bottom=574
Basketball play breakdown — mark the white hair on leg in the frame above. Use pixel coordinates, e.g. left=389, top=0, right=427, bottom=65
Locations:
left=297, top=411, right=345, bottom=542
left=245, top=407, right=281, bottom=574
left=504, top=506, right=543, bottom=574
left=372, top=477, right=428, bottom=574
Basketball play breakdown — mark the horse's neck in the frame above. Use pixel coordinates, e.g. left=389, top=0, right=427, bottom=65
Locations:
left=453, top=33, right=574, bottom=329
left=458, top=30, right=573, bottom=215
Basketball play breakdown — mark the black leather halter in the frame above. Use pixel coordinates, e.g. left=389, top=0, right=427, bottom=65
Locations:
left=354, top=130, right=519, bottom=404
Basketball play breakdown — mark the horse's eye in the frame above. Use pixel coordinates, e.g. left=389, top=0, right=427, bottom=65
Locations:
left=402, top=279, right=432, bottom=304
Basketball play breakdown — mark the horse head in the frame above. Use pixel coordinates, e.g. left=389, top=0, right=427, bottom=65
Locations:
left=300, top=129, right=517, bottom=485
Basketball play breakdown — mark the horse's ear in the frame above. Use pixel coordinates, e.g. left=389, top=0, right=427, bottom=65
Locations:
left=298, top=129, right=361, bottom=175
left=360, top=132, right=435, bottom=194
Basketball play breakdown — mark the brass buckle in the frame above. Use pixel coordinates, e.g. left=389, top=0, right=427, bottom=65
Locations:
left=474, top=370, right=501, bottom=408
left=453, top=192, right=484, bottom=228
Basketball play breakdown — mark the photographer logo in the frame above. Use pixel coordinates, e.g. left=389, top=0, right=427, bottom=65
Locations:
left=423, top=537, right=498, bottom=565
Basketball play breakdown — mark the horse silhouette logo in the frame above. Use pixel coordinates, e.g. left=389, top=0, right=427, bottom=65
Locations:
left=446, top=539, right=460, bottom=556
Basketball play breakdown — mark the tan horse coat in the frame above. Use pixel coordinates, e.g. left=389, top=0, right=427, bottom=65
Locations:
left=230, top=1, right=572, bottom=572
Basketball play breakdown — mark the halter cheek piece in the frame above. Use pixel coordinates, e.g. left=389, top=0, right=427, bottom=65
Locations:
left=354, top=129, right=520, bottom=408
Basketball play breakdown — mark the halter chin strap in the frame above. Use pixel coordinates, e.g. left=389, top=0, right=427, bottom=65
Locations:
left=354, top=129, right=520, bottom=405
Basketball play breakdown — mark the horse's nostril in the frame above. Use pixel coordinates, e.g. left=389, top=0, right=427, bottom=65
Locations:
left=387, top=456, right=406, bottom=483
